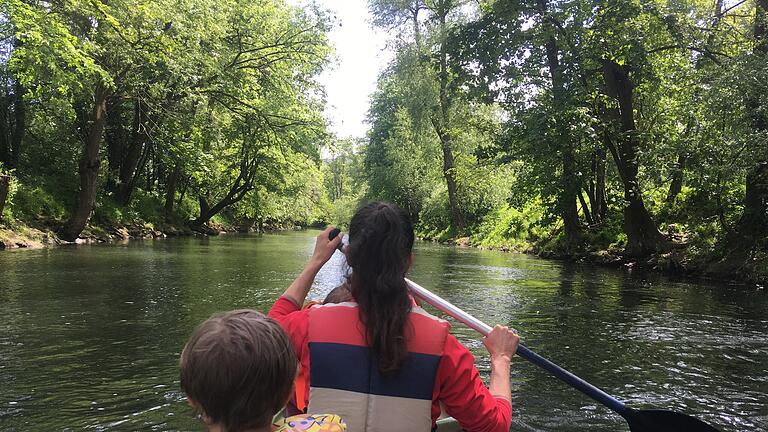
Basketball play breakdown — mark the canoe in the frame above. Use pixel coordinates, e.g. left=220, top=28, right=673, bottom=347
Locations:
left=435, top=417, right=462, bottom=431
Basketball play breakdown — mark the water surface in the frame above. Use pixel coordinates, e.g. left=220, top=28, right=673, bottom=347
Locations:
left=1, top=232, right=766, bottom=431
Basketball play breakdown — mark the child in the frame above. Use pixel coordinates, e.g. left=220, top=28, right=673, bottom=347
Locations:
left=322, top=282, right=352, bottom=304
left=180, top=309, right=346, bottom=432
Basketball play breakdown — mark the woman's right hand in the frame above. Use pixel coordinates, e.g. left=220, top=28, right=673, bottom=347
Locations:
left=309, top=226, right=343, bottom=268
left=483, top=325, right=520, bottom=363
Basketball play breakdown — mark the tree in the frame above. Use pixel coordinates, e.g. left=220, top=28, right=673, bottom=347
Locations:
left=449, top=0, right=592, bottom=247
left=184, top=0, right=331, bottom=227
left=369, top=0, right=475, bottom=233
left=711, top=0, right=768, bottom=274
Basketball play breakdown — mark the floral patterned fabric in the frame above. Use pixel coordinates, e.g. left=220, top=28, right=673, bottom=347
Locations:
left=273, top=414, right=346, bottom=431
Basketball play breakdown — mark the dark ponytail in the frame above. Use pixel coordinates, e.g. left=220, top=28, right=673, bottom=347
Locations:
left=346, top=202, right=415, bottom=373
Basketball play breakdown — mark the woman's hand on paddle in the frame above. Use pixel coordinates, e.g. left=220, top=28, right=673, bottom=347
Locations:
left=485, top=325, right=518, bottom=402
left=310, top=226, right=343, bottom=268
left=483, top=325, right=520, bottom=363
left=281, top=226, right=343, bottom=307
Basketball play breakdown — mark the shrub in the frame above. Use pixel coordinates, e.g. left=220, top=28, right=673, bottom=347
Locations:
left=11, top=183, right=67, bottom=222
left=0, top=166, right=17, bottom=223
left=470, top=199, right=546, bottom=250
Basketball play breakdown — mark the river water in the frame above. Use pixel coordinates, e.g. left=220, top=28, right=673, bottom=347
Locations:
left=0, top=231, right=766, bottom=431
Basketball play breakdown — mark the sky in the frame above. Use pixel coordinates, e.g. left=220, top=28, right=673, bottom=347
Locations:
left=295, top=0, right=392, bottom=139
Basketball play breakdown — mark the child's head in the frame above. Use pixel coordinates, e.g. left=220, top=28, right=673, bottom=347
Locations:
left=322, top=282, right=352, bottom=304
left=180, top=309, right=297, bottom=431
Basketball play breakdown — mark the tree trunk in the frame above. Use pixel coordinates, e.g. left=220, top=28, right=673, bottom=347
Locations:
left=60, top=85, right=109, bottom=241
left=116, top=99, right=150, bottom=205
left=578, top=190, right=594, bottom=225
left=593, top=147, right=607, bottom=223
left=189, top=151, right=256, bottom=228
left=601, top=59, right=666, bottom=257
left=146, top=143, right=155, bottom=192
left=178, top=176, right=189, bottom=207
left=434, top=8, right=465, bottom=234
left=0, top=90, right=9, bottom=164
left=412, top=6, right=421, bottom=48
left=666, top=152, right=687, bottom=202
left=587, top=138, right=607, bottom=225
left=0, top=175, right=9, bottom=220
left=105, top=96, right=128, bottom=192
left=190, top=192, right=245, bottom=228
left=164, top=164, right=180, bottom=220
left=8, top=81, right=25, bottom=168
left=190, top=186, right=250, bottom=228
left=439, top=135, right=465, bottom=232
left=193, top=196, right=212, bottom=227
left=541, top=15, right=580, bottom=247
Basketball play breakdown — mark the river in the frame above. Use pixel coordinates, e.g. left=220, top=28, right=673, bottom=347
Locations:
left=0, top=231, right=766, bottom=431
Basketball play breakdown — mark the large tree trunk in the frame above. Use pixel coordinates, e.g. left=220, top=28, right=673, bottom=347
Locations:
left=602, top=59, right=667, bottom=257
left=540, top=7, right=580, bottom=247
left=190, top=188, right=248, bottom=228
left=433, top=8, right=465, bottom=234
left=60, top=85, right=109, bottom=241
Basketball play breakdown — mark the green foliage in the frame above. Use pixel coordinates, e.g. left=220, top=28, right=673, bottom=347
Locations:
left=470, top=201, right=546, bottom=251
left=418, top=186, right=452, bottom=238
left=10, top=183, right=67, bottom=223
left=0, top=166, right=17, bottom=222
left=1, top=0, right=765, bottom=281
left=129, top=192, right=167, bottom=226
left=92, top=197, right=125, bottom=227
left=2, top=0, right=335, bottom=235
left=317, top=137, right=369, bottom=228
left=363, top=0, right=766, bottom=274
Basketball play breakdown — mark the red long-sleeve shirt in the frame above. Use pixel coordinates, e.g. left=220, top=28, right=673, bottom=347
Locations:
left=269, top=296, right=512, bottom=432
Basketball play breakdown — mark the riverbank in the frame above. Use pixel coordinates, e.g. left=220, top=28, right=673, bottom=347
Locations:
left=0, top=218, right=304, bottom=250
left=3, top=217, right=763, bottom=286
left=0, top=220, right=201, bottom=250
left=420, top=233, right=767, bottom=286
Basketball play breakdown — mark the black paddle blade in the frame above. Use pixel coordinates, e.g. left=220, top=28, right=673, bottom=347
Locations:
left=623, top=408, right=721, bottom=432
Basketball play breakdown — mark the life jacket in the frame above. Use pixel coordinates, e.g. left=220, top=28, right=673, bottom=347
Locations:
left=306, top=301, right=449, bottom=432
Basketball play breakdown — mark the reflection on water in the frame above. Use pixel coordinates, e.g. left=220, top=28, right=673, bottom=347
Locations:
left=1, top=232, right=766, bottom=431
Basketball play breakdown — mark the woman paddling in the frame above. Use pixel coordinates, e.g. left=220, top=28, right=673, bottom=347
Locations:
left=269, top=202, right=520, bottom=432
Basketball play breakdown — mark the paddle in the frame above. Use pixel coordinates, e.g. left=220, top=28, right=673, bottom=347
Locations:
left=326, top=228, right=721, bottom=432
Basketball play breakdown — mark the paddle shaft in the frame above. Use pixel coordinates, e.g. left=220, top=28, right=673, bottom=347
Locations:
left=405, top=278, right=628, bottom=415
